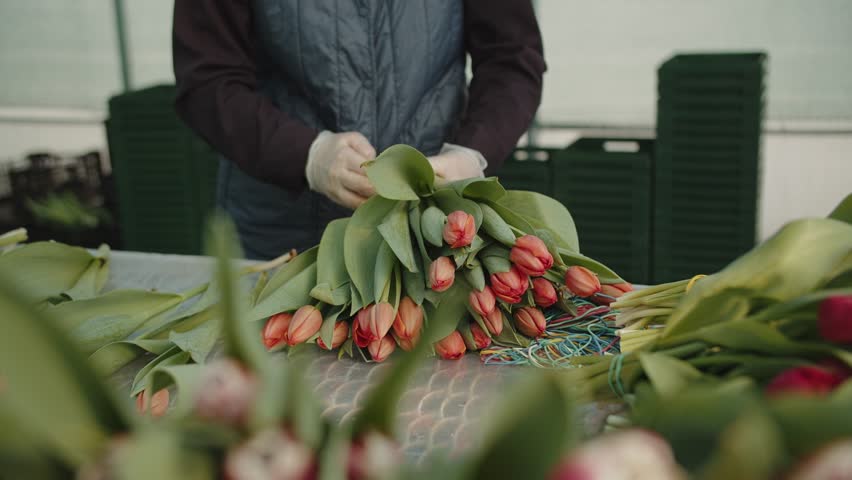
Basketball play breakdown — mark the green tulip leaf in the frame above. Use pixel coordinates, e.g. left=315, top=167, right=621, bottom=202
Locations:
left=89, top=338, right=175, bottom=375
left=148, top=363, right=207, bottom=418
left=345, top=196, right=398, bottom=304
left=497, top=190, right=580, bottom=252
left=402, top=249, right=427, bottom=305
left=374, top=240, right=397, bottom=304
left=317, top=219, right=351, bottom=291
left=827, top=192, right=852, bottom=224
left=639, top=352, right=704, bottom=397
left=449, top=176, right=507, bottom=202
left=420, top=205, right=448, bottom=247
left=0, top=241, right=101, bottom=303
left=379, top=202, right=419, bottom=272
left=49, top=289, right=184, bottom=331
left=60, top=244, right=111, bottom=301
left=408, top=202, right=433, bottom=274
left=422, top=281, right=471, bottom=344
left=319, top=304, right=348, bottom=351
left=463, top=262, right=486, bottom=292
left=257, top=246, right=318, bottom=303
left=479, top=203, right=517, bottom=247
left=130, top=345, right=192, bottom=396
left=363, top=144, right=435, bottom=200
left=247, top=263, right=317, bottom=321
left=311, top=282, right=351, bottom=306
left=169, top=319, right=221, bottom=364
left=0, top=274, right=130, bottom=467
left=479, top=244, right=513, bottom=275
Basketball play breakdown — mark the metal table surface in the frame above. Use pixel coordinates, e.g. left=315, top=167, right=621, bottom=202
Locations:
left=106, top=251, right=621, bottom=462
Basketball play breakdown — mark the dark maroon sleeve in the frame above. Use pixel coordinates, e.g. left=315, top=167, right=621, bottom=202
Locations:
left=454, top=0, right=546, bottom=172
left=172, top=0, right=317, bottom=190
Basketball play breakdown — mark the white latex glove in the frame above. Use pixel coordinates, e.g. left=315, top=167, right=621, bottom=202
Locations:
left=306, top=131, right=377, bottom=209
left=427, top=143, right=488, bottom=185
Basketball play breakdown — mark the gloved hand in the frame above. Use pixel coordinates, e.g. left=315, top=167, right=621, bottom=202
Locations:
left=427, top=143, right=488, bottom=185
left=305, top=131, right=377, bottom=209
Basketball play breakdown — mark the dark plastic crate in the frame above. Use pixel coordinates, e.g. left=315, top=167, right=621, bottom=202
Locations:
left=497, top=147, right=556, bottom=196
left=551, top=138, right=653, bottom=284
left=107, top=85, right=219, bottom=254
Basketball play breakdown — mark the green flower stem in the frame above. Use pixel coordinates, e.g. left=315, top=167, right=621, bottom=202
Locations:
left=0, top=228, right=28, bottom=248
left=746, top=287, right=852, bottom=324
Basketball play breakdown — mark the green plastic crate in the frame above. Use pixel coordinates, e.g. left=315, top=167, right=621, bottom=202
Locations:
left=653, top=53, right=766, bottom=283
left=551, top=138, right=653, bottom=284
left=496, top=147, right=555, bottom=196
left=107, top=85, right=219, bottom=254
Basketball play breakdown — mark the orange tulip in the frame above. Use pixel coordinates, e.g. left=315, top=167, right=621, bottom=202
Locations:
left=397, top=334, right=419, bottom=352
left=514, top=307, right=546, bottom=338
left=317, top=321, right=349, bottom=350
left=593, top=282, right=633, bottom=305
left=469, top=285, right=497, bottom=317
left=287, top=305, right=323, bottom=346
left=470, top=323, right=492, bottom=350
left=564, top=266, right=601, bottom=297
left=262, top=312, right=293, bottom=349
left=368, top=336, right=396, bottom=362
left=509, top=235, right=554, bottom=277
left=532, top=278, right=558, bottom=308
left=483, top=308, right=504, bottom=336
left=490, top=266, right=529, bottom=304
left=392, top=297, right=424, bottom=340
left=353, top=302, right=395, bottom=349
left=136, top=388, right=169, bottom=418
left=429, top=257, right=456, bottom=292
left=443, top=210, right=476, bottom=248
left=434, top=331, right=467, bottom=360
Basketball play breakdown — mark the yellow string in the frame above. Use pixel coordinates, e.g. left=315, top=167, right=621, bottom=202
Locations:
left=685, top=274, right=707, bottom=292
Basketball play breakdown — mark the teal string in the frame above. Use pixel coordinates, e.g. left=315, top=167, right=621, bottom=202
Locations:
left=607, top=354, right=627, bottom=398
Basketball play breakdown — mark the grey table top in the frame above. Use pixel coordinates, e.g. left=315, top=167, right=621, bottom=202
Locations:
left=106, top=251, right=621, bottom=462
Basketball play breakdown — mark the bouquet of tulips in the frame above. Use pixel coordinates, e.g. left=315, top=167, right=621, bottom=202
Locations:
left=250, top=145, right=628, bottom=362
left=564, top=193, right=852, bottom=402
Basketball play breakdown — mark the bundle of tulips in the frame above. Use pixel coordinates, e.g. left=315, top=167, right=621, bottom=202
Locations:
left=249, top=144, right=627, bottom=362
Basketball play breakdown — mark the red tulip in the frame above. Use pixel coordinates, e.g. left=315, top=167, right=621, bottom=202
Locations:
left=429, top=257, right=456, bottom=292
left=532, top=278, right=558, bottom=307
left=469, top=285, right=497, bottom=317
left=514, top=307, right=547, bottom=338
left=818, top=296, right=852, bottom=344
left=765, top=365, right=847, bottom=397
left=353, top=302, right=395, bottom=347
left=490, top=266, right=529, bottom=304
left=262, top=312, right=293, bottom=350
left=443, top=210, right=476, bottom=248
left=509, top=235, right=554, bottom=277
left=287, top=305, right=323, bottom=346
left=392, top=297, right=423, bottom=340
left=368, top=336, right=396, bottom=363
left=195, top=359, right=257, bottom=425
left=434, top=331, right=467, bottom=360
left=564, top=266, right=601, bottom=297
left=593, top=282, right=634, bottom=305
left=347, top=432, right=400, bottom=480
left=136, top=388, right=169, bottom=418
left=470, top=323, right=492, bottom=350
left=224, top=428, right=315, bottom=480
left=317, top=321, right=349, bottom=350
left=483, top=308, right=504, bottom=336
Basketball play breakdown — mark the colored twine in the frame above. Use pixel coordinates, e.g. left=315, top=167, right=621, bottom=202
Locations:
left=481, top=297, right=622, bottom=368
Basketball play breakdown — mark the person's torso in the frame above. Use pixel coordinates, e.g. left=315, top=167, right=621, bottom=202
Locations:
left=221, top=0, right=467, bottom=259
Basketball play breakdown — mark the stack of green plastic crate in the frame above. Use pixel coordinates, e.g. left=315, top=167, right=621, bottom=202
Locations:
left=552, top=138, right=653, bottom=284
left=654, top=53, right=766, bottom=282
left=106, top=85, right=219, bottom=255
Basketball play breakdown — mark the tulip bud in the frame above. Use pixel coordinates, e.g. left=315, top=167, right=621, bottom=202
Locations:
left=470, top=323, right=492, bottom=350
left=532, top=278, right=558, bottom=307
left=262, top=312, right=293, bottom=350
left=443, top=210, right=476, bottom=248
left=818, top=296, right=852, bottom=344
left=224, top=428, right=315, bottom=480
left=135, top=388, right=169, bottom=418
left=317, top=321, right=349, bottom=350
left=490, top=266, right=529, bottom=304
left=514, top=307, right=547, bottom=338
left=354, top=302, right=396, bottom=348
left=469, top=286, right=497, bottom=317
left=348, top=431, right=400, bottom=480
left=434, top=331, right=467, bottom=360
left=564, top=266, right=601, bottom=297
left=592, top=282, right=634, bottom=306
left=195, top=359, right=257, bottom=425
left=397, top=334, right=419, bottom=352
left=509, top=235, right=554, bottom=277
left=483, top=308, right=504, bottom=336
left=429, top=256, right=456, bottom=292
left=765, top=366, right=847, bottom=397
left=368, top=336, right=396, bottom=363
left=392, top=297, right=424, bottom=340
left=287, top=305, right=323, bottom=346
